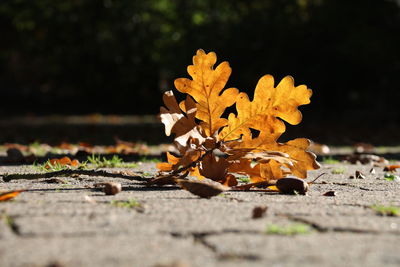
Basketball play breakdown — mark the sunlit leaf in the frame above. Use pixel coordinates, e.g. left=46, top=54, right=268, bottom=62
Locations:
left=0, top=190, right=24, bottom=201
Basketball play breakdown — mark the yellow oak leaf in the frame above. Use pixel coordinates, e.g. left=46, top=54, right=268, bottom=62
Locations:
left=219, top=74, right=318, bottom=181
left=175, top=49, right=239, bottom=136
left=220, top=74, right=312, bottom=143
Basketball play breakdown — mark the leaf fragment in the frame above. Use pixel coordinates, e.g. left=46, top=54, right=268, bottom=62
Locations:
left=383, top=165, right=400, bottom=172
left=0, top=190, right=24, bottom=202
left=45, top=156, right=80, bottom=169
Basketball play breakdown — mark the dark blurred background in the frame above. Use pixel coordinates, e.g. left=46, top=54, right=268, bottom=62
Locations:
left=0, top=0, right=399, bottom=145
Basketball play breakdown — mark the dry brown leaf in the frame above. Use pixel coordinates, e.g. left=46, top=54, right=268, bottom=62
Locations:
left=159, top=91, right=205, bottom=148
left=177, top=179, right=226, bottom=198
left=198, top=153, right=229, bottom=182
left=222, top=174, right=238, bottom=187
left=383, top=165, right=400, bottom=172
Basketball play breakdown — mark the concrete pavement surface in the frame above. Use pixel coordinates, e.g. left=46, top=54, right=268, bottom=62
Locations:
left=0, top=163, right=399, bottom=267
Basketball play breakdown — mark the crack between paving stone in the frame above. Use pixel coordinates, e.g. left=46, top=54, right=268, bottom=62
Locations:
left=329, top=182, right=374, bottom=191
left=280, top=214, right=400, bottom=235
left=169, top=230, right=262, bottom=261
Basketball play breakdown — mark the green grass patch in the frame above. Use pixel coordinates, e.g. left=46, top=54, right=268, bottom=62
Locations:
left=137, top=156, right=161, bottom=163
left=265, top=223, right=312, bottom=235
left=33, top=160, right=72, bottom=172
left=111, top=199, right=141, bottom=208
left=141, top=171, right=153, bottom=177
left=87, top=154, right=138, bottom=168
left=321, top=156, right=340, bottom=164
left=371, top=205, right=399, bottom=216
left=331, top=167, right=346, bottom=174
left=384, top=173, right=399, bottom=181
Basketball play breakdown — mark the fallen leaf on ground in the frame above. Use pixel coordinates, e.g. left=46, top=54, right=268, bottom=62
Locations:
left=252, top=206, right=268, bottom=219
left=177, top=179, right=226, bottom=198
left=0, top=190, right=24, bottom=201
left=383, top=165, right=400, bottom=172
left=45, top=156, right=80, bottom=169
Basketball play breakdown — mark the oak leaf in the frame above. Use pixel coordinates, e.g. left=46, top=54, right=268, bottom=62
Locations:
left=157, top=49, right=319, bottom=189
left=174, top=49, right=239, bottom=136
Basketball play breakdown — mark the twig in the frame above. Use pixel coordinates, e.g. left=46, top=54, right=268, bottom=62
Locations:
left=1, top=169, right=148, bottom=182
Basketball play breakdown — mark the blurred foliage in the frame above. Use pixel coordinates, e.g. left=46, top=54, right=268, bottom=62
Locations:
left=0, top=0, right=399, bottom=124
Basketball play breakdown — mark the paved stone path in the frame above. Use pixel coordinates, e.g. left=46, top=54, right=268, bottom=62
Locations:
left=0, top=163, right=399, bottom=267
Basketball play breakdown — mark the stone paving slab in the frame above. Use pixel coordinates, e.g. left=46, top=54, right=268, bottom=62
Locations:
left=0, top=163, right=399, bottom=267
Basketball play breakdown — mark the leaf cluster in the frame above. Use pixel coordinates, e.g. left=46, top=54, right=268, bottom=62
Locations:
left=157, top=49, right=319, bottom=186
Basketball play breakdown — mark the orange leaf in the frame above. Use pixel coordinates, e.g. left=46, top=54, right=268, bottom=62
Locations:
left=156, top=152, right=180, bottom=171
left=70, top=159, right=80, bottom=167
left=175, top=49, right=239, bottom=136
left=45, top=157, right=80, bottom=169
left=59, top=156, right=72, bottom=165
left=219, top=74, right=319, bottom=180
left=222, top=174, right=238, bottom=187
left=384, top=165, right=400, bottom=172
left=0, top=190, right=24, bottom=201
